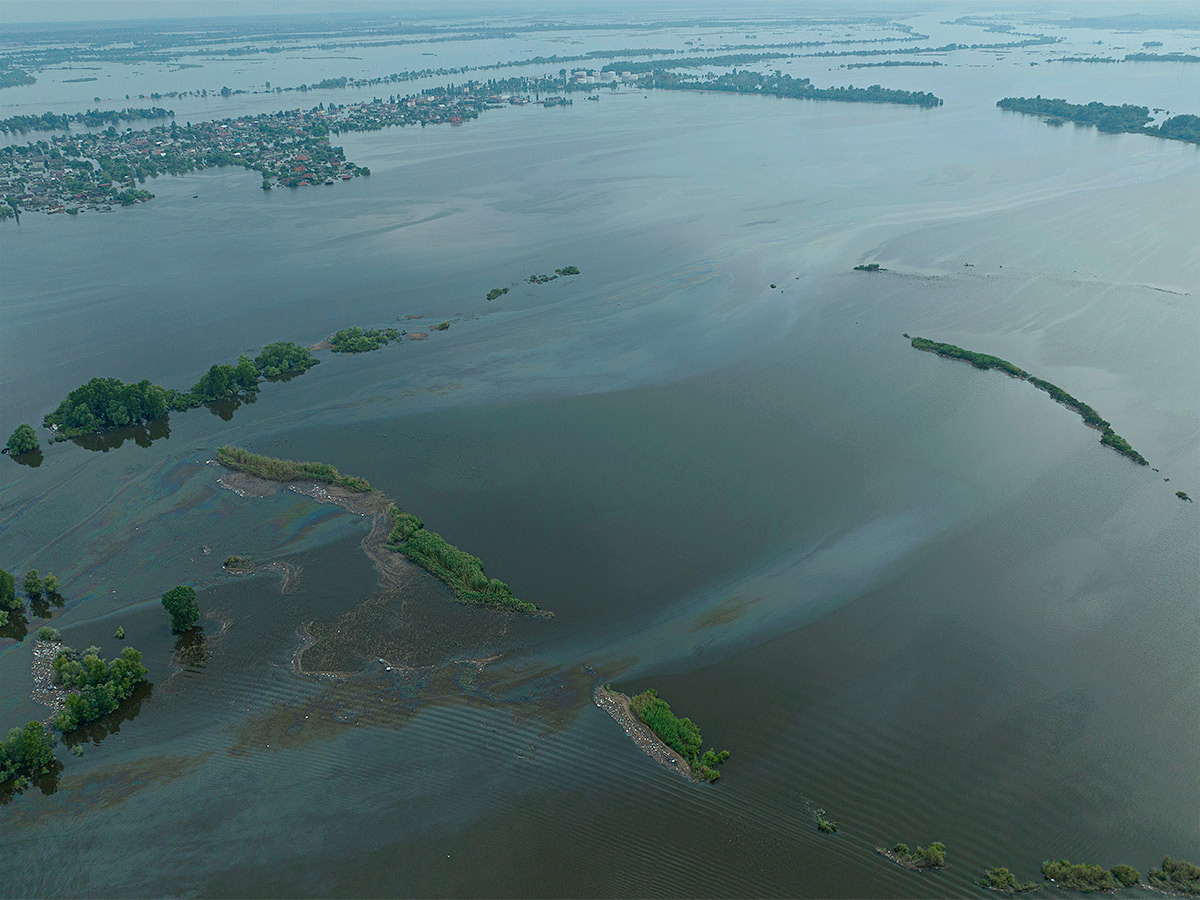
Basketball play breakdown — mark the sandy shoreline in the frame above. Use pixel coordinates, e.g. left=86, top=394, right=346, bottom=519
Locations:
left=593, top=683, right=699, bottom=782
left=30, top=639, right=70, bottom=722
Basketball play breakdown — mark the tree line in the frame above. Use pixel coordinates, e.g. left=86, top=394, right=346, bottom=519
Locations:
left=40, top=341, right=317, bottom=440
left=997, top=96, right=1200, bottom=145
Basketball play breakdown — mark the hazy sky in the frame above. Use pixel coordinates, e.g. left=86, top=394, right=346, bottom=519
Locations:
left=0, top=0, right=1179, bottom=26
left=0, top=1, right=426, bottom=24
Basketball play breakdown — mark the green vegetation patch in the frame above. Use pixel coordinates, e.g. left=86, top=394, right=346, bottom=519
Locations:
left=386, top=506, right=547, bottom=617
left=161, top=585, right=199, bottom=633
left=997, top=97, right=1200, bottom=145
left=0, top=722, right=57, bottom=787
left=909, top=336, right=1148, bottom=465
left=1149, top=857, right=1200, bottom=896
left=979, top=867, right=1040, bottom=893
left=5, top=424, right=38, bottom=456
left=38, top=338, right=321, bottom=441
left=888, top=841, right=948, bottom=869
left=814, top=808, right=838, bottom=834
left=648, top=69, right=942, bottom=107
left=223, top=555, right=254, bottom=571
left=329, top=326, right=400, bottom=353
left=628, top=688, right=729, bottom=782
left=44, top=376, right=173, bottom=438
left=854, top=262, right=885, bottom=272
left=51, top=644, right=147, bottom=732
left=36, top=626, right=61, bottom=642
left=486, top=287, right=509, bottom=300
left=255, top=341, right=318, bottom=378
left=1040, top=859, right=1142, bottom=892
left=216, top=446, right=372, bottom=492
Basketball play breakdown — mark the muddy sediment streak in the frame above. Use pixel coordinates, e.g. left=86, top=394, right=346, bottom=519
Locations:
left=215, top=469, right=513, bottom=677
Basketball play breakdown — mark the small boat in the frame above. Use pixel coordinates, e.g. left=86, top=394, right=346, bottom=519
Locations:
left=342, top=173, right=353, bottom=180
left=324, top=177, right=335, bottom=185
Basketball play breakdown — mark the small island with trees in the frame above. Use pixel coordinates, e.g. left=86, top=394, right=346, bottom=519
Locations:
left=879, top=841, right=948, bottom=870
left=329, top=326, right=401, bottom=353
left=908, top=336, right=1148, bottom=465
left=997, top=97, right=1200, bottom=145
left=215, top=445, right=547, bottom=617
left=41, top=340, right=318, bottom=441
left=594, top=684, right=729, bottom=782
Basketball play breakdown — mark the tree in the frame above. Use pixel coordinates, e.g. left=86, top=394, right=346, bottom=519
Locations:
left=161, top=585, right=198, bottom=632
left=0, top=567, right=15, bottom=610
left=6, top=424, right=38, bottom=456
left=42, top=573, right=59, bottom=595
left=23, top=569, right=42, bottom=600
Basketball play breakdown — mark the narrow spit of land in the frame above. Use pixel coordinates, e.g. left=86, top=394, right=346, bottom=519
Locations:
left=595, top=684, right=729, bottom=782
left=214, top=446, right=549, bottom=618
left=907, top=336, right=1148, bottom=466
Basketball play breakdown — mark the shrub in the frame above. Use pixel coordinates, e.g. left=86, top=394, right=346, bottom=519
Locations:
left=329, top=326, right=399, bottom=353
left=1149, top=857, right=1200, bottom=895
left=216, top=446, right=371, bottom=492
left=0, top=721, right=57, bottom=784
left=1110, top=865, right=1140, bottom=887
left=979, top=867, right=1039, bottom=893
left=5, top=423, right=38, bottom=455
left=36, top=626, right=61, bottom=642
left=1041, top=859, right=1115, bottom=892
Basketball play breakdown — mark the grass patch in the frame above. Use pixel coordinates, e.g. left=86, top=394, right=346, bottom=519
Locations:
left=215, top=446, right=371, bottom=492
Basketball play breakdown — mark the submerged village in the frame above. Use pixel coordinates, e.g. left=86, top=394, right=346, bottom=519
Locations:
left=0, top=77, right=594, bottom=216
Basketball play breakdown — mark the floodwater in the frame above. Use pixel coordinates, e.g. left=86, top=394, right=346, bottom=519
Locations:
left=1, top=8, right=1198, bottom=898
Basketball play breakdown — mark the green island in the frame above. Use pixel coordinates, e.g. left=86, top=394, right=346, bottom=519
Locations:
left=880, top=841, right=948, bottom=869
left=908, top=336, right=1148, bottom=465
left=215, top=446, right=545, bottom=616
left=5, top=423, right=38, bottom=456
left=526, top=266, right=581, bottom=285
left=628, top=688, right=730, bottom=782
left=0, top=106, right=173, bottom=134
left=223, top=555, right=255, bottom=572
left=2, top=566, right=62, bottom=630
left=329, top=326, right=401, bottom=353
left=854, top=263, right=885, bottom=272
left=1177, top=491, right=1192, bottom=502
left=1041, top=859, right=1142, bottom=892
left=997, top=97, right=1200, bottom=145
left=216, top=446, right=372, bottom=492
left=387, top=509, right=546, bottom=616
left=42, top=340, right=317, bottom=441
left=486, top=287, right=509, bottom=300
left=646, top=69, right=942, bottom=107
left=51, top=643, right=148, bottom=732
left=979, top=866, right=1039, bottom=893
left=814, top=807, right=838, bottom=834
